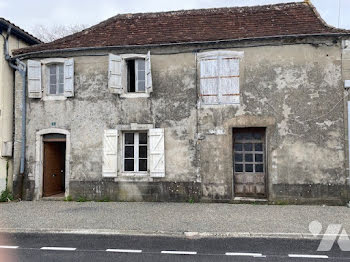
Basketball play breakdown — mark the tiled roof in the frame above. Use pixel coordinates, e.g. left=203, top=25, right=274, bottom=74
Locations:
left=13, top=1, right=349, bottom=55
left=0, top=18, right=42, bottom=45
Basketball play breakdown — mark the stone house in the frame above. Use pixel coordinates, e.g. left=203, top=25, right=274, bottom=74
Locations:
left=10, top=2, right=350, bottom=204
left=0, top=18, right=41, bottom=194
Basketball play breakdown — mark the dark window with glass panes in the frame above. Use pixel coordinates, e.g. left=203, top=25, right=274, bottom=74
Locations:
left=124, top=132, right=148, bottom=172
left=126, top=59, right=145, bottom=93
left=233, top=128, right=265, bottom=173
left=48, top=64, right=64, bottom=95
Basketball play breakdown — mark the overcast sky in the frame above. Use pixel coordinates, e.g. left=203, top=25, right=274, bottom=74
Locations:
left=1, top=0, right=349, bottom=36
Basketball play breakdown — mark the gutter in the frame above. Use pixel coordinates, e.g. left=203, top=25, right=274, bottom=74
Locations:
left=2, top=27, right=27, bottom=198
left=12, top=32, right=350, bottom=59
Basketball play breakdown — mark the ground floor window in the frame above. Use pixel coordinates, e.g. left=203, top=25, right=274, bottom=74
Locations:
left=123, top=132, right=148, bottom=172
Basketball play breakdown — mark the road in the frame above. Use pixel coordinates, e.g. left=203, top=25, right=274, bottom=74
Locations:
left=0, top=233, right=349, bottom=261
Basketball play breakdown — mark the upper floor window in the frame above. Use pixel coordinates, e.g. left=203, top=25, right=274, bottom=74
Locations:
left=126, top=59, right=146, bottom=93
left=48, top=64, right=64, bottom=95
left=27, top=58, right=74, bottom=99
left=108, top=51, right=152, bottom=96
left=198, top=51, right=244, bottom=105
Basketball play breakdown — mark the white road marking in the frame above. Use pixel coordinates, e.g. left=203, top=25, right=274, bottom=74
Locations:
left=225, top=252, right=265, bottom=257
left=41, top=247, right=76, bottom=251
left=106, top=249, right=142, bottom=253
left=288, top=254, right=329, bottom=259
left=0, top=245, right=19, bottom=249
left=161, top=250, right=197, bottom=255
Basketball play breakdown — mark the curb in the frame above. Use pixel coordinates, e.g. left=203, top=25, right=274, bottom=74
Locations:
left=0, top=228, right=325, bottom=240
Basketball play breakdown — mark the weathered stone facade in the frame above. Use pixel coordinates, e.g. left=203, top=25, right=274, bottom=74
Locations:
left=12, top=35, right=350, bottom=204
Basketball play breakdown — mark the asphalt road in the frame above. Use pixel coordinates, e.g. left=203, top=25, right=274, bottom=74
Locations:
left=0, top=233, right=349, bottom=262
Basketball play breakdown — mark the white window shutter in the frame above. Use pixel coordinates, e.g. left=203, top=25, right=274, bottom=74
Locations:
left=102, top=129, right=118, bottom=177
left=64, top=58, right=74, bottom=97
left=27, top=60, right=42, bottom=98
left=149, top=128, right=165, bottom=177
left=108, top=54, right=123, bottom=94
left=200, top=58, right=219, bottom=104
left=145, top=51, right=153, bottom=92
left=218, top=57, right=240, bottom=104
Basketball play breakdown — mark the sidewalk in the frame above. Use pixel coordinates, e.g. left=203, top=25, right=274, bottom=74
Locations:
left=0, top=201, right=349, bottom=239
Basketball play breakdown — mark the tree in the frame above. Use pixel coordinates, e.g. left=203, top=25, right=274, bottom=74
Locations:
left=31, top=24, right=88, bottom=43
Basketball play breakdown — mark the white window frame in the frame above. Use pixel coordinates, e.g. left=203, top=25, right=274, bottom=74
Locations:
left=126, top=58, right=146, bottom=93
left=47, top=63, right=64, bottom=96
left=198, top=50, right=244, bottom=106
left=122, top=131, right=148, bottom=173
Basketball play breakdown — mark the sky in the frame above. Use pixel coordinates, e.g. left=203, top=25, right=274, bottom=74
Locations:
left=0, top=0, right=349, bottom=37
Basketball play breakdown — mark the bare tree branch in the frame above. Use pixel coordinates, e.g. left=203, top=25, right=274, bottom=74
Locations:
left=31, top=24, right=88, bottom=43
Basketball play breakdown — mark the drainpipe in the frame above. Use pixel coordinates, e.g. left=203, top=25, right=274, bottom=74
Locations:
left=2, top=27, right=27, bottom=198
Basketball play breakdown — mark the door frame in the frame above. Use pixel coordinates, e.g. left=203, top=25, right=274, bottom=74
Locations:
left=232, top=127, right=268, bottom=199
left=34, top=128, right=71, bottom=200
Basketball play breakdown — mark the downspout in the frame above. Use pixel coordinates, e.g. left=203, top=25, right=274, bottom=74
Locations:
left=3, top=27, right=27, bottom=198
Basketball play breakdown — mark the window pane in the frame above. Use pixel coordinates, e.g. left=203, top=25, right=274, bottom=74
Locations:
left=234, top=153, right=242, bottom=162
left=49, top=65, right=56, bottom=74
left=58, top=83, right=64, bottom=94
left=125, top=133, right=134, bottom=144
left=125, top=146, right=134, bottom=158
left=124, top=159, right=134, bottom=171
left=245, top=154, right=253, bottom=162
left=235, top=164, right=243, bottom=172
left=139, top=146, right=147, bottom=158
left=58, top=64, right=64, bottom=75
left=244, top=143, right=253, bottom=151
left=139, top=133, right=147, bottom=144
left=138, top=70, right=145, bottom=81
left=138, top=80, right=145, bottom=92
left=245, top=164, right=253, bottom=172
left=137, top=59, right=145, bottom=70
left=255, top=154, right=263, bottom=162
left=255, top=143, right=263, bottom=151
left=139, top=159, right=147, bottom=171
left=253, top=132, right=263, bottom=139
left=50, top=74, right=56, bottom=85
left=255, top=164, right=264, bottom=172
left=234, top=143, right=242, bottom=151
left=49, top=84, right=56, bottom=94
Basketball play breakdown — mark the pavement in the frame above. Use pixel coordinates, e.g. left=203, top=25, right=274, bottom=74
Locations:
left=0, top=201, right=349, bottom=239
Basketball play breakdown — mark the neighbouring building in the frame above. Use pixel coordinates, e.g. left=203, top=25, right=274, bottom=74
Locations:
left=0, top=18, right=41, bottom=194
left=10, top=1, right=350, bottom=204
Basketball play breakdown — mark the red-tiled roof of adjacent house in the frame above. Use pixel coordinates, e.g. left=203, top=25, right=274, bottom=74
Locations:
left=0, top=18, right=42, bottom=45
left=13, top=1, right=350, bottom=56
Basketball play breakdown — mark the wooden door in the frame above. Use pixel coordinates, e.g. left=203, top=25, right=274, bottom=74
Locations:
left=233, top=128, right=266, bottom=198
left=43, top=142, right=66, bottom=197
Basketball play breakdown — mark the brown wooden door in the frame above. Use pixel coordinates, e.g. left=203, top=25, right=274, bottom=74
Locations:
left=43, top=142, right=66, bottom=197
left=233, top=128, right=266, bottom=198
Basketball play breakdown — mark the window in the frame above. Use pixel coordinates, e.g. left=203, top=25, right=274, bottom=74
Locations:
left=27, top=58, right=74, bottom=99
left=108, top=52, right=152, bottom=95
left=123, top=132, right=148, bottom=172
left=126, top=59, right=146, bottom=92
left=48, top=64, right=64, bottom=95
left=198, top=51, right=244, bottom=105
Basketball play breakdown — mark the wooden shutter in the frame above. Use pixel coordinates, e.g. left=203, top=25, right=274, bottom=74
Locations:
left=219, top=57, right=240, bottom=104
left=200, top=58, right=219, bottom=104
left=108, top=54, right=123, bottom=94
left=145, top=51, right=153, bottom=92
left=102, top=129, right=118, bottom=177
left=27, top=60, right=42, bottom=98
left=64, top=58, right=74, bottom=97
left=149, top=128, right=165, bottom=177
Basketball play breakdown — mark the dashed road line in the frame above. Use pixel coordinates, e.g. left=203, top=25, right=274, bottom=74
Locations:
left=106, top=249, right=142, bottom=253
left=225, top=252, right=266, bottom=258
left=40, top=247, right=77, bottom=251
left=288, top=254, right=329, bottom=259
left=161, top=250, right=197, bottom=255
left=0, top=245, right=19, bottom=249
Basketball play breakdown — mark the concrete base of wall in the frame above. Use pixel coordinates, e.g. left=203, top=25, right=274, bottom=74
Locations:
left=15, top=179, right=350, bottom=205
